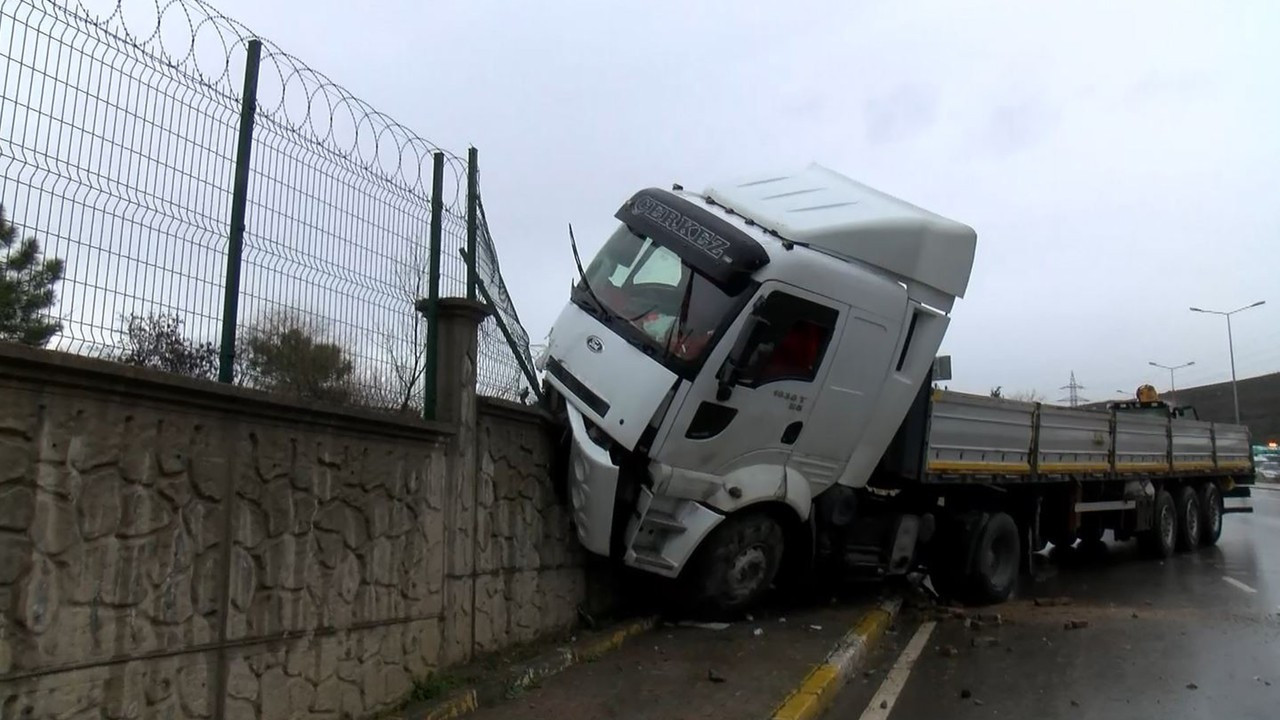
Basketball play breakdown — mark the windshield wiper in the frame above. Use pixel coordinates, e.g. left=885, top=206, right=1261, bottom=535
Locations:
left=664, top=274, right=695, bottom=363
left=568, top=223, right=606, bottom=318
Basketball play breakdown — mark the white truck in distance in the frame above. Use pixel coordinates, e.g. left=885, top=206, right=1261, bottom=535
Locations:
left=538, top=164, right=1255, bottom=613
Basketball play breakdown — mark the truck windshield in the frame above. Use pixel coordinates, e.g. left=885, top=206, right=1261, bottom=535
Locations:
left=575, top=224, right=737, bottom=366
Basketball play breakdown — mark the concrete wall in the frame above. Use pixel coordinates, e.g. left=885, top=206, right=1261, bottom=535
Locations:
left=1083, top=372, right=1280, bottom=446
left=0, top=303, right=588, bottom=719
left=1163, top=372, right=1280, bottom=446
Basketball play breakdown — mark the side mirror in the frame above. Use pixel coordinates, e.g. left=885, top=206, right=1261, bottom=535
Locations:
left=716, top=314, right=770, bottom=401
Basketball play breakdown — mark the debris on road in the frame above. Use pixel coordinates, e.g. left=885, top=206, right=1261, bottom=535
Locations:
left=1131, top=611, right=1140, bottom=619
left=1071, top=700, right=1080, bottom=707
left=965, top=618, right=984, bottom=631
left=960, top=689, right=973, bottom=700
left=1064, top=619, right=1090, bottom=630
left=978, top=612, right=1004, bottom=625
left=707, top=669, right=726, bottom=683
left=880, top=700, right=889, bottom=709
left=808, top=625, right=823, bottom=631
left=753, top=628, right=764, bottom=637
left=973, top=698, right=985, bottom=706
left=971, top=636, right=1001, bottom=648
left=939, top=645, right=960, bottom=658
left=1186, top=683, right=1198, bottom=690
left=1034, top=596, right=1074, bottom=607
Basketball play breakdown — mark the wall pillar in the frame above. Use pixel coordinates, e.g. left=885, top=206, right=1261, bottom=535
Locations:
left=423, top=298, right=492, bottom=663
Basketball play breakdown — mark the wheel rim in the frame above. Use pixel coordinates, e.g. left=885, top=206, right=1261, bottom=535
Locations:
left=727, top=545, right=769, bottom=601
left=1160, top=503, right=1175, bottom=548
left=986, top=530, right=1017, bottom=589
left=1185, top=499, right=1200, bottom=542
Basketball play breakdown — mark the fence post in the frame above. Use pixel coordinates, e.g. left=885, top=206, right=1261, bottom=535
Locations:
left=466, top=146, right=478, bottom=301
left=217, top=38, right=263, bottom=383
left=422, top=151, right=445, bottom=419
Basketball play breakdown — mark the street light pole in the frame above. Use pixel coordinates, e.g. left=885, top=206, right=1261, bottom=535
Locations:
left=1189, top=300, right=1266, bottom=424
left=1147, top=360, right=1194, bottom=393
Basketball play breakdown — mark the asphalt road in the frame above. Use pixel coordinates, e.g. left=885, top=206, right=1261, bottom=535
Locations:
left=829, top=487, right=1280, bottom=720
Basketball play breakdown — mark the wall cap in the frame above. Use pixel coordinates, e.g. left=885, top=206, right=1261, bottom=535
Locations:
left=0, top=341, right=455, bottom=440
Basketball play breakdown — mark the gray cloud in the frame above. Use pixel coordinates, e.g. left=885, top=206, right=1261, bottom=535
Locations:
left=208, top=0, right=1280, bottom=399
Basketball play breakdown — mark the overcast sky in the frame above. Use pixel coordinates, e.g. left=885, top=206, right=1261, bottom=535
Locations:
left=201, top=0, right=1279, bottom=400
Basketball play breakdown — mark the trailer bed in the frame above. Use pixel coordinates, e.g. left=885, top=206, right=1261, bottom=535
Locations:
left=922, top=391, right=1254, bottom=483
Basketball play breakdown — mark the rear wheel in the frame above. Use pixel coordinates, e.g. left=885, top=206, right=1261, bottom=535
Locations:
left=1174, top=485, right=1201, bottom=552
left=1197, top=482, right=1224, bottom=547
left=684, top=511, right=784, bottom=616
left=970, top=512, right=1021, bottom=604
left=929, top=512, right=1019, bottom=605
left=1139, top=489, right=1176, bottom=558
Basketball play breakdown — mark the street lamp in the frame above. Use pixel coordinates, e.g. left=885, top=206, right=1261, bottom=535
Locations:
left=1148, top=360, right=1194, bottom=393
left=1189, top=300, right=1266, bottom=424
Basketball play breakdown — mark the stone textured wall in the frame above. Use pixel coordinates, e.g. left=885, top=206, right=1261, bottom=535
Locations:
left=0, top=343, right=588, bottom=719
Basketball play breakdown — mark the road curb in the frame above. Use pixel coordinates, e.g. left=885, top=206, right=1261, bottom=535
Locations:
left=399, top=616, right=659, bottom=720
left=768, top=596, right=903, bottom=720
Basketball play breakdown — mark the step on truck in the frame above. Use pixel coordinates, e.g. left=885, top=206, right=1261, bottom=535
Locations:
left=537, top=164, right=1255, bottom=612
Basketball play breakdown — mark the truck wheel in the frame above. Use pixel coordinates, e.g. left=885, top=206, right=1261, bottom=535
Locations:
left=685, top=511, right=784, bottom=615
left=1139, top=489, right=1176, bottom=558
left=969, top=512, right=1020, bottom=604
left=1173, top=485, right=1201, bottom=552
left=1197, top=482, right=1224, bottom=547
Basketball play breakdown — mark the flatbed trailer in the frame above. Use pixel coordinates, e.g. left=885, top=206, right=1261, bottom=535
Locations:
left=866, top=386, right=1254, bottom=599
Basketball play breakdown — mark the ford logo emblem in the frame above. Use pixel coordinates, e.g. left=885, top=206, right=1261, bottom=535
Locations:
left=586, top=335, right=603, bottom=354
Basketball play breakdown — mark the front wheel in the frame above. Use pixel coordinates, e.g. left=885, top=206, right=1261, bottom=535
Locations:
left=1197, top=482, right=1224, bottom=547
left=684, top=511, right=785, bottom=616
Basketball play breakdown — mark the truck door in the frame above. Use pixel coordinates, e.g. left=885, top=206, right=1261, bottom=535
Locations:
left=653, top=283, right=846, bottom=478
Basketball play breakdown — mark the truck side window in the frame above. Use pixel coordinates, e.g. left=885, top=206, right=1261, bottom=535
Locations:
left=738, top=293, right=838, bottom=387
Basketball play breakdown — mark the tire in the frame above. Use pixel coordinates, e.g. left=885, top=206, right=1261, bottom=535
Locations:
left=684, top=511, right=784, bottom=616
left=1139, top=489, right=1176, bottom=558
left=1174, top=485, right=1201, bottom=552
left=969, top=512, right=1021, bottom=604
left=1197, top=482, right=1224, bottom=547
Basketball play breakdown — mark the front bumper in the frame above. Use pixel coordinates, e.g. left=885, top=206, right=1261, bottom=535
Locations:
left=565, top=405, right=619, bottom=556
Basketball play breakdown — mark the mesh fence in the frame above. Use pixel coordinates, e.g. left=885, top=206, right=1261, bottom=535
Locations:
left=0, top=0, right=534, bottom=407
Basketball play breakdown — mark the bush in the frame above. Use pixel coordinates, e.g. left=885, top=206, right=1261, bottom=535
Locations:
left=119, top=312, right=218, bottom=379
left=241, top=311, right=358, bottom=404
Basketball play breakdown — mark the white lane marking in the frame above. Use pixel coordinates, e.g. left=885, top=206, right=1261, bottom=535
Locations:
left=1224, top=576, right=1258, bottom=594
left=857, top=620, right=937, bottom=720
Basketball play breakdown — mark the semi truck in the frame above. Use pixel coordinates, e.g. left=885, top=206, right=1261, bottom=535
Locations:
left=537, top=164, right=1255, bottom=612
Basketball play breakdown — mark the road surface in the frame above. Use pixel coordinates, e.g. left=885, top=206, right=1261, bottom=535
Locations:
left=829, top=487, right=1280, bottom=719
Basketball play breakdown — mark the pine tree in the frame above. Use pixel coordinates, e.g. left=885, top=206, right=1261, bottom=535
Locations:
left=0, top=204, right=66, bottom=346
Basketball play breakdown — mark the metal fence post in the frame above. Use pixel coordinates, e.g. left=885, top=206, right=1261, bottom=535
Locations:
left=217, top=38, right=262, bottom=383
left=423, top=151, right=445, bottom=419
left=466, top=146, right=478, bottom=301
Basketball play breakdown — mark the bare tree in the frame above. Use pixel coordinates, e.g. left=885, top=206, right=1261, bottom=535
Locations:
left=379, top=236, right=431, bottom=413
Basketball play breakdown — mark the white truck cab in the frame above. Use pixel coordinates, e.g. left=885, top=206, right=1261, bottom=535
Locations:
left=541, top=164, right=976, bottom=609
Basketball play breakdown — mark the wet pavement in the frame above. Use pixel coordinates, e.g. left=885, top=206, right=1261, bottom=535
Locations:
left=467, top=586, right=889, bottom=720
left=827, top=487, right=1280, bottom=719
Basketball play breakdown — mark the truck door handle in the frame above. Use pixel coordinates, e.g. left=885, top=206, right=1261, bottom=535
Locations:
left=781, top=421, right=803, bottom=445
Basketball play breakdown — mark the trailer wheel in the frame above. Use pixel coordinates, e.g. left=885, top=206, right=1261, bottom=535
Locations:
left=1197, top=482, right=1224, bottom=547
left=1173, top=485, right=1201, bottom=552
left=1139, top=489, right=1176, bottom=558
left=969, top=512, right=1021, bottom=604
left=685, top=511, right=784, bottom=615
